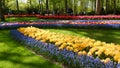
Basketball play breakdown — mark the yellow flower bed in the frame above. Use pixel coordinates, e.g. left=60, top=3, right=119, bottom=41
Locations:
left=18, top=26, right=120, bottom=63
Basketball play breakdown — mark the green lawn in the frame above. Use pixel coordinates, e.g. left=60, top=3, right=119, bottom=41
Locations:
left=5, top=17, right=38, bottom=22
left=46, top=28, right=120, bottom=45
left=0, top=30, right=62, bottom=68
left=4, top=17, right=59, bottom=22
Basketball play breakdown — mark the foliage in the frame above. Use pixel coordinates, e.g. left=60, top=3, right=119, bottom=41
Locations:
left=4, top=0, right=120, bottom=15
left=25, top=6, right=40, bottom=14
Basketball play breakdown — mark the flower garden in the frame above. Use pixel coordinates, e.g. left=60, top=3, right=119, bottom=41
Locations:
left=0, top=16, right=120, bottom=68
left=9, top=26, right=120, bottom=68
left=4, top=15, right=120, bottom=20
left=1, top=20, right=120, bottom=29
left=1, top=0, right=120, bottom=68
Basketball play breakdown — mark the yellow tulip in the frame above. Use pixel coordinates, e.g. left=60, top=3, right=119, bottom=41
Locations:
left=78, top=51, right=83, bottom=56
left=87, top=52, right=92, bottom=56
left=18, top=27, right=120, bottom=63
left=73, top=49, right=79, bottom=53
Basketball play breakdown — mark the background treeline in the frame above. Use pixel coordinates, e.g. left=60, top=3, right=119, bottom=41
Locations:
left=1, top=0, right=120, bottom=15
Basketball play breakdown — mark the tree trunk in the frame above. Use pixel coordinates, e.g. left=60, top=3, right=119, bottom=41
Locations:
left=46, top=0, right=49, bottom=12
left=0, top=0, right=5, bottom=21
left=16, top=0, right=19, bottom=13
left=64, top=0, right=68, bottom=13
left=29, top=0, right=32, bottom=7
left=92, top=0, right=95, bottom=11
left=38, top=0, right=41, bottom=14
left=3, top=0, right=5, bottom=8
left=94, top=0, right=96, bottom=12
left=73, top=0, right=78, bottom=15
left=73, top=0, right=75, bottom=15
left=96, top=0, right=101, bottom=15
left=113, top=0, right=116, bottom=14
left=106, top=0, right=109, bottom=14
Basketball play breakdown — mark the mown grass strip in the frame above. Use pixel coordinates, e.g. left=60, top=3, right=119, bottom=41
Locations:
left=0, top=30, right=62, bottom=68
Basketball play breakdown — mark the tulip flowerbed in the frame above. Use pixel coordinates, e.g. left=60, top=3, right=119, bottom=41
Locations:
left=0, top=20, right=120, bottom=29
left=10, top=26, right=120, bottom=68
left=37, top=15, right=120, bottom=20
left=5, top=15, right=120, bottom=19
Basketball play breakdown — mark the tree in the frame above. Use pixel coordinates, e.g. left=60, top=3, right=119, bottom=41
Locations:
left=64, top=0, right=68, bottom=13
left=46, top=0, right=49, bottom=12
left=29, top=0, right=32, bottom=7
left=3, top=0, right=120, bottom=15
left=106, top=0, right=109, bottom=14
left=96, top=0, right=101, bottom=14
left=16, top=0, right=19, bottom=13
left=38, top=0, right=41, bottom=13
left=113, top=0, right=116, bottom=14
left=0, top=0, right=5, bottom=21
left=27, top=0, right=32, bottom=8
left=3, top=0, right=5, bottom=8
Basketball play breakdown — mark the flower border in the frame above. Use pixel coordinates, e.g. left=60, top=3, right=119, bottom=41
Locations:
left=10, top=29, right=120, bottom=68
left=1, top=21, right=120, bottom=30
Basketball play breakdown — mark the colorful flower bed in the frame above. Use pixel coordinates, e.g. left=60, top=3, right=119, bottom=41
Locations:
left=37, top=15, right=120, bottom=20
left=0, top=20, right=120, bottom=29
left=10, top=26, right=120, bottom=68
left=4, top=14, right=120, bottom=19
